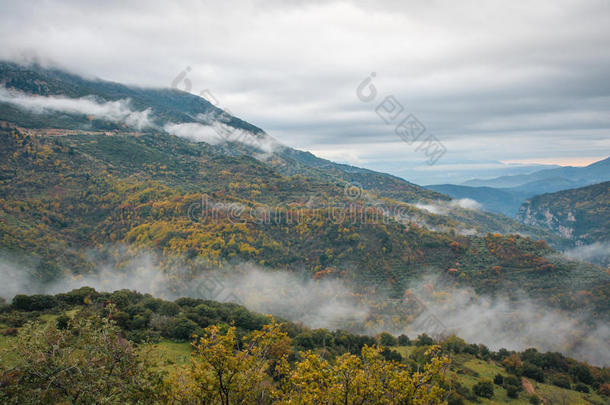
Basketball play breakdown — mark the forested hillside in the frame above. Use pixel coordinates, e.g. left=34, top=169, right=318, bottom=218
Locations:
left=1, top=289, right=608, bottom=404
left=1, top=62, right=609, bottom=370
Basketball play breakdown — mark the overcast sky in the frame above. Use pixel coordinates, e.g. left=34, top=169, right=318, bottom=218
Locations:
left=1, top=0, right=609, bottom=184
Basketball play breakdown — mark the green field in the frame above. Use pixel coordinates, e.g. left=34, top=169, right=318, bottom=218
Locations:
left=144, top=340, right=192, bottom=372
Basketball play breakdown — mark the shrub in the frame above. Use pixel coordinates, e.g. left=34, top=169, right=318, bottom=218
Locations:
left=506, top=385, right=519, bottom=398
left=170, top=317, right=198, bottom=341
left=574, top=383, right=590, bottom=393
left=493, top=373, right=504, bottom=385
left=56, top=314, right=70, bottom=329
left=472, top=379, right=494, bottom=398
left=522, top=362, right=544, bottom=382
left=551, top=375, right=571, bottom=389
left=529, top=394, right=541, bottom=404
left=0, top=318, right=162, bottom=403
left=503, top=375, right=521, bottom=389
left=380, top=347, right=402, bottom=362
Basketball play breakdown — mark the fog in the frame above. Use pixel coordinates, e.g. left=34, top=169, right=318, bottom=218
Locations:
left=404, top=276, right=610, bottom=366
left=562, top=241, right=610, bottom=267
left=415, top=198, right=482, bottom=216
left=1, top=253, right=607, bottom=366
left=0, top=254, right=367, bottom=330
left=0, top=86, right=153, bottom=130
left=0, top=84, right=278, bottom=155
left=164, top=121, right=278, bottom=155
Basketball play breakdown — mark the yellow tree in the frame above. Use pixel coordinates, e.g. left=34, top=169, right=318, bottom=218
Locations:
left=276, top=345, right=449, bottom=405
left=166, top=320, right=291, bottom=405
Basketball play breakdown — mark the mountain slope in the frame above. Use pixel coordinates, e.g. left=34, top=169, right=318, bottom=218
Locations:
left=517, top=182, right=610, bottom=245
left=0, top=62, right=608, bottom=321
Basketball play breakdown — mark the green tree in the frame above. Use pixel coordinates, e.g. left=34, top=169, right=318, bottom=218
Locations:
left=472, top=379, right=494, bottom=398
left=378, top=332, right=397, bottom=347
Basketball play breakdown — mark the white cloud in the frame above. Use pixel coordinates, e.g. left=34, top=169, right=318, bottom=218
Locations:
left=0, top=86, right=153, bottom=130
left=563, top=241, right=610, bottom=266
left=450, top=198, right=482, bottom=210
left=163, top=121, right=279, bottom=154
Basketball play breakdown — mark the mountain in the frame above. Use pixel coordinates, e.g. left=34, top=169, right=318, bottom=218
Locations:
left=427, top=158, right=610, bottom=217
left=463, top=157, right=610, bottom=189
left=1, top=61, right=608, bottom=323
left=517, top=182, right=610, bottom=266
left=425, top=184, right=526, bottom=217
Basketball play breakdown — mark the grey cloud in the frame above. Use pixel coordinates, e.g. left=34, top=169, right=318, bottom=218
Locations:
left=0, top=0, right=609, bottom=183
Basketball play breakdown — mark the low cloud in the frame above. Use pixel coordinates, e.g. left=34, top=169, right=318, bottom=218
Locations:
left=0, top=253, right=367, bottom=330
left=406, top=283, right=610, bottom=366
left=450, top=198, right=482, bottom=210
left=0, top=86, right=153, bottom=130
left=562, top=241, right=610, bottom=267
left=0, top=84, right=280, bottom=154
left=2, top=252, right=607, bottom=366
left=415, top=198, right=482, bottom=216
left=164, top=121, right=280, bottom=155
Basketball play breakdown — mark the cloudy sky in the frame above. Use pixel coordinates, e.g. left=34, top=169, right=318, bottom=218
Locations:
left=1, top=0, right=609, bottom=184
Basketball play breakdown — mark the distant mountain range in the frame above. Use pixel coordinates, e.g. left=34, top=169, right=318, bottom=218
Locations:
left=427, top=157, right=610, bottom=217
left=463, top=158, right=610, bottom=188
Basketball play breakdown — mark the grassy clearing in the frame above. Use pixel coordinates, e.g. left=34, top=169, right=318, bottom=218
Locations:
left=143, top=340, right=192, bottom=372
left=448, top=355, right=606, bottom=405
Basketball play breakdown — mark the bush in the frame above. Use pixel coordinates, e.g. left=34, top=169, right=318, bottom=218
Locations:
left=472, top=379, right=494, bottom=398
left=380, top=347, right=402, bottom=362
left=454, top=382, right=475, bottom=401
left=447, top=392, right=464, bottom=405
left=574, top=383, right=590, bottom=393
left=551, top=375, right=571, bottom=389
left=522, top=362, right=544, bottom=382
left=170, top=317, right=198, bottom=341
left=506, top=385, right=519, bottom=398
left=493, top=373, right=504, bottom=385
left=503, top=375, right=521, bottom=388
left=56, top=314, right=70, bottom=329
left=529, top=394, right=541, bottom=404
